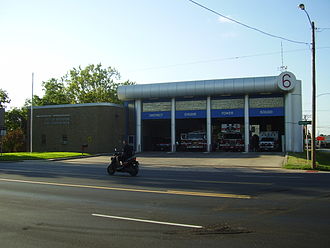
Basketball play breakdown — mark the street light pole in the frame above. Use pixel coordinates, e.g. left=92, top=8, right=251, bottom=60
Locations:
left=311, top=20, right=316, bottom=169
left=30, top=73, right=34, bottom=153
left=299, top=4, right=316, bottom=169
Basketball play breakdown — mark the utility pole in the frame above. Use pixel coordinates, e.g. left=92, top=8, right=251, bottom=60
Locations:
left=299, top=4, right=316, bottom=169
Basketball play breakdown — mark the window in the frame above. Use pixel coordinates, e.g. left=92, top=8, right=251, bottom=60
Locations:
left=62, top=135, right=68, bottom=145
left=41, top=134, right=46, bottom=145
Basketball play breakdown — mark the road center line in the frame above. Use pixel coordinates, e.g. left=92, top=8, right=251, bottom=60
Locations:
left=140, top=177, right=272, bottom=186
left=92, top=213, right=203, bottom=229
left=0, top=177, right=252, bottom=199
left=236, top=175, right=304, bottom=179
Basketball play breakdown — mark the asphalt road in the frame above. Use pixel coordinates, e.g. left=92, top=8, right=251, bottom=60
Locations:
left=0, top=156, right=330, bottom=248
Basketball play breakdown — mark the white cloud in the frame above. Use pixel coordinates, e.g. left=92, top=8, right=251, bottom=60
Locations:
left=218, top=16, right=235, bottom=24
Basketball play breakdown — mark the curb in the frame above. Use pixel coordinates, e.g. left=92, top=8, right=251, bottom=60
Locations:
left=47, top=153, right=110, bottom=161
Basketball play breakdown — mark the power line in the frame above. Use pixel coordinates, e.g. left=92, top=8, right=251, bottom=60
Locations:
left=317, top=27, right=330, bottom=32
left=134, top=46, right=330, bottom=71
left=188, top=0, right=309, bottom=45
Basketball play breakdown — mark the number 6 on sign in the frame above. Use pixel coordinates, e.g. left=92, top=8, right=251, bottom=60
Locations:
left=277, top=71, right=296, bottom=91
left=282, top=73, right=291, bottom=88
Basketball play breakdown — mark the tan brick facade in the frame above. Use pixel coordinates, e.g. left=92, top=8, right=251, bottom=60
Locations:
left=28, top=103, right=125, bottom=154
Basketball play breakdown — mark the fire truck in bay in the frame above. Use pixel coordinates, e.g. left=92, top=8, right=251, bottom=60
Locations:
left=259, top=131, right=279, bottom=151
left=218, top=124, right=244, bottom=152
left=179, top=131, right=207, bottom=151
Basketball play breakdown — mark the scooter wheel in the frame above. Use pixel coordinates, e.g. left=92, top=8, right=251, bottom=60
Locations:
left=107, top=164, right=115, bottom=175
left=129, top=164, right=139, bottom=177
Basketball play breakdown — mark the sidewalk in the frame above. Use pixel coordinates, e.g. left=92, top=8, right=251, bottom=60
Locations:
left=136, top=152, right=285, bottom=169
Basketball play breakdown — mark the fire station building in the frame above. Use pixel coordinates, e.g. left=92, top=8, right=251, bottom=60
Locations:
left=118, top=71, right=303, bottom=153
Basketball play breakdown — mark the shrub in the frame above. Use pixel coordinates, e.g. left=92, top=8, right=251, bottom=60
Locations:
left=2, top=128, right=26, bottom=152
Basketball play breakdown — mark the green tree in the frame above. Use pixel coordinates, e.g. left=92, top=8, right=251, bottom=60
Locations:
left=40, top=78, right=71, bottom=105
left=5, top=107, right=28, bottom=132
left=3, top=108, right=28, bottom=152
left=24, top=95, right=44, bottom=107
left=0, top=89, right=11, bottom=108
left=65, top=63, right=132, bottom=104
left=31, top=63, right=134, bottom=106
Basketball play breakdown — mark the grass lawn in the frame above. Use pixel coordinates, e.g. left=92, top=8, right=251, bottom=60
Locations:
left=0, top=152, right=91, bottom=161
left=285, top=151, right=330, bottom=171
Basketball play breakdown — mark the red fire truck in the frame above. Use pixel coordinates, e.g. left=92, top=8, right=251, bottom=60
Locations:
left=218, top=124, right=244, bottom=152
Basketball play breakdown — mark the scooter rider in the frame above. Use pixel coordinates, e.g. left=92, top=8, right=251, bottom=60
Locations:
left=120, top=140, right=133, bottom=166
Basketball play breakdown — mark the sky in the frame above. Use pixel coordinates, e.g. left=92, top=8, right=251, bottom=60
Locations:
left=1, top=0, right=330, bottom=134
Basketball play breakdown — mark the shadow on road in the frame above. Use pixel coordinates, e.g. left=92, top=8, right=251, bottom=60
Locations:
left=137, top=151, right=284, bottom=159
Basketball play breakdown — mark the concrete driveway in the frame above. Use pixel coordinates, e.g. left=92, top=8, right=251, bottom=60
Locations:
left=136, top=152, right=285, bottom=170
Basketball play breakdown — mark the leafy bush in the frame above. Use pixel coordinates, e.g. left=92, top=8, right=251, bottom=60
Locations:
left=2, top=128, right=26, bottom=152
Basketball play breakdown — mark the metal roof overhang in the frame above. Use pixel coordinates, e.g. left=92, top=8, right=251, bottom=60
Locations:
left=118, top=72, right=296, bottom=100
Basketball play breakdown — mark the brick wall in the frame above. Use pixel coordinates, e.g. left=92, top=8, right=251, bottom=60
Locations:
left=28, top=103, right=125, bottom=154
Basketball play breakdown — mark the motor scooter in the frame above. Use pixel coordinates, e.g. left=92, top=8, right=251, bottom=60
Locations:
left=107, top=149, right=139, bottom=176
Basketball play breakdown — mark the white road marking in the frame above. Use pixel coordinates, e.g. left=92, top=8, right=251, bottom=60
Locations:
left=92, top=213, right=203, bottom=229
